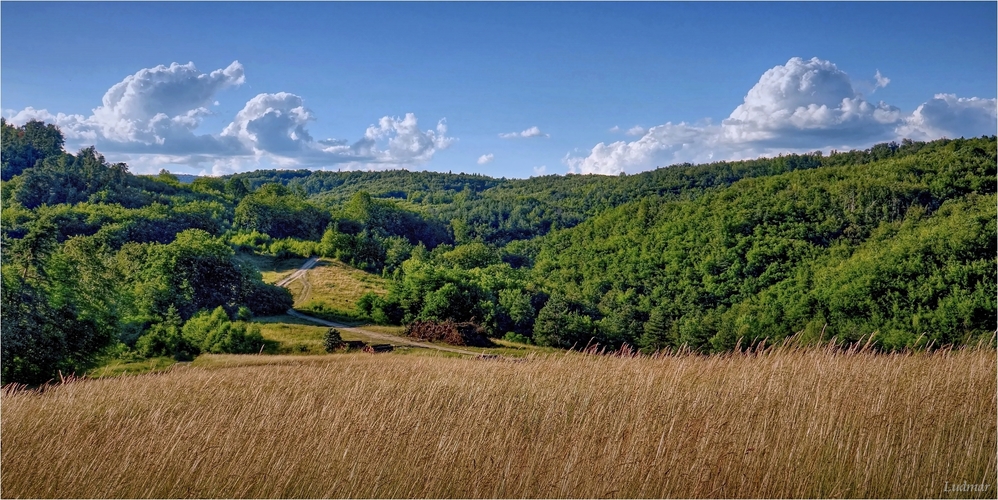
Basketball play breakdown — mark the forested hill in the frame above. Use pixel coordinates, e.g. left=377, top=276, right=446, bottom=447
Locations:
left=230, top=140, right=930, bottom=246
left=2, top=116, right=995, bottom=384
left=531, top=141, right=996, bottom=351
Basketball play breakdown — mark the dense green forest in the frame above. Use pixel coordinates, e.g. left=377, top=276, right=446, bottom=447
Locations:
left=2, top=117, right=995, bottom=384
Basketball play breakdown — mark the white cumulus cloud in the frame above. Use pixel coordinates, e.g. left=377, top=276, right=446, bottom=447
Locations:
left=567, top=121, right=724, bottom=175
left=566, top=56, right=996, bottom=175
left=6, top=61, right=247, bottom=156
left=355, top=114, right=456, bottom=164
left=721, top=57, right=901, bottom=146
left=500, top=126, right=549, bottom=139
left=477, top=153, right=495, bottom=165
left=222, top=92, right=314, bottom=155
left=91, top=61, right=245, bottom=144
left=5, top=61, right=456, bottom=173
left=898, top=94, right=998, bottom=141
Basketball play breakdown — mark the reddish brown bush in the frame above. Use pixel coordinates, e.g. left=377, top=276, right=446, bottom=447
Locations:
left=403, top=320, right=494, bottom=347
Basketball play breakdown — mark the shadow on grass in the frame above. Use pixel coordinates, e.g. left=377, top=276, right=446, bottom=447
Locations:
left=258, top=338, right=326, bottom=355
left=87, top=356, right=179, bottom=379
left=253, top=311, right=368, bottom=328
left=296, top=304, right=369, bottom=327
left=235, top=252, right=308, bottom=274
left=252, top=314, right=325, bottom=327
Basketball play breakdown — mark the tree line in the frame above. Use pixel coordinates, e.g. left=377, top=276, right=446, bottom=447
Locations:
left=3, top=117, right=994, bottom=384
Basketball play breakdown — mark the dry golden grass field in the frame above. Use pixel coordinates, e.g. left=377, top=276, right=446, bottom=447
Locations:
left=2, top=345, right=995, bottom=498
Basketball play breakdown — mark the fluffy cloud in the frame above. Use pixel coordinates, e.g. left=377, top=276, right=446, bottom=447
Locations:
left=93, top=61, right=245, bottom=144
left=500, top=126, right=549, bottom=139
left=9, top=62, right=246, bottom=157
left=222, top=92, right=314, bottom=155
left=5, top=61, right=455, bottom=173
left=721, top=57, right=901, bottom=146
left=567, top=57, right=996, bottom=175
left=566, top=122, right=725, bottom=175
left=477, top=153, right=495, bottom=165
left=360, top=114, right=455, bottom=164
left=626, top=126, right=646, bottom=136
left=899, top=94, right=998, bottom=141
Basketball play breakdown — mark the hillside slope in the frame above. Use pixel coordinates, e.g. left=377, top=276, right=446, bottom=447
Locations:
left=530, top=137, right=996, bottom=350
left=2, top=117, right=994, bottom=384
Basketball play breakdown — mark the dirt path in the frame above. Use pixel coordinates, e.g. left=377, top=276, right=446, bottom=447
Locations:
left=275, top=256, right=319, bottom=287
left=285, top=310, right=485, bottom=356
left=278, top=257, right=484, bottom=357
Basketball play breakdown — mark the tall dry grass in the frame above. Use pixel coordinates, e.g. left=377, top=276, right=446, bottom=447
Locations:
left=2, top=346, right=995, bottom=498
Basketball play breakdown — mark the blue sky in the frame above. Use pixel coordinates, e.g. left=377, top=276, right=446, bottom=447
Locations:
left=3, top=2, right=996, bottom=178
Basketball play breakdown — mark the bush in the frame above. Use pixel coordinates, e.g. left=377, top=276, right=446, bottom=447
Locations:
left=243, top=281, right=294, bottom=316
left=502, top=332, right=531, bottom=344
left=323, top=328, right=344, bottom=352
left=181, top=307, right=265, bottom=354
left=228, top=230, right=272, bottom=252
left=135, top=324, right=196, bottom=361
left=268, top=238, right=320, bottom=259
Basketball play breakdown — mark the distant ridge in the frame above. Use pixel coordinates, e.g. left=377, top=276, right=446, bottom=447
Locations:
left=172, top=173, right=198, bottom=184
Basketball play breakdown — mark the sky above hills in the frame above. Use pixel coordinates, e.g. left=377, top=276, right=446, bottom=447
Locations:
left=2, top=2, right=996, bottom=178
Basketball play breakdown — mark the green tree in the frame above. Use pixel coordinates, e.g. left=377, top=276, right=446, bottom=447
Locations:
left=637, top=306, right=673, bottom=354
left=498, top=288, right=535, bottom=335
left=532, top=295, right=596, bottom=349
left=1, top=234, right=120, bottom=385
left=323, top=328, right=344, bottom=352
left=234, top=183, right=329, bottom=239
left=1, top=119, right=65, bottom=180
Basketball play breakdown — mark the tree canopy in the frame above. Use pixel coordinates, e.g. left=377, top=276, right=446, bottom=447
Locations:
left=2, top=119, right=994, bottom=383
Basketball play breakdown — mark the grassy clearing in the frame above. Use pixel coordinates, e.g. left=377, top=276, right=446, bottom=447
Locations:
left=244, top=253, right=390, bottom=323
left=300, top=258, right=389, bottom=307
left=234, top=252, right=307, bottom=285
left=253, top=315, right=384, bottom=354
left=3, top=346, right=994, bottom=498
left=355, top=324, right=405, bottom=336
left=241, top=252, right=398, bottom=350
left=253, top=315, right=553, bottom=358
left=293, top=258, right=389, bottom=322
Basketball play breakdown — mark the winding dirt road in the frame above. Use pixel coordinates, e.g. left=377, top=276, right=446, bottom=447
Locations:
left=276, top=257, right=483, bottom=356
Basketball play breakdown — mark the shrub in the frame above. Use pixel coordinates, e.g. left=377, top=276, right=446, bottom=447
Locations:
left=134, top=307, right=189, bottom=360
left=502, top=332, right=531, bottom=344
left=181, top=307, right=265, bottom=354
left=135, top=324, right=196, bottom=361
left=228, top=230, right=272, bottom=252
left=243, top=281, right=294, bottom=316
left=268, top=238, right=320, bottom=259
